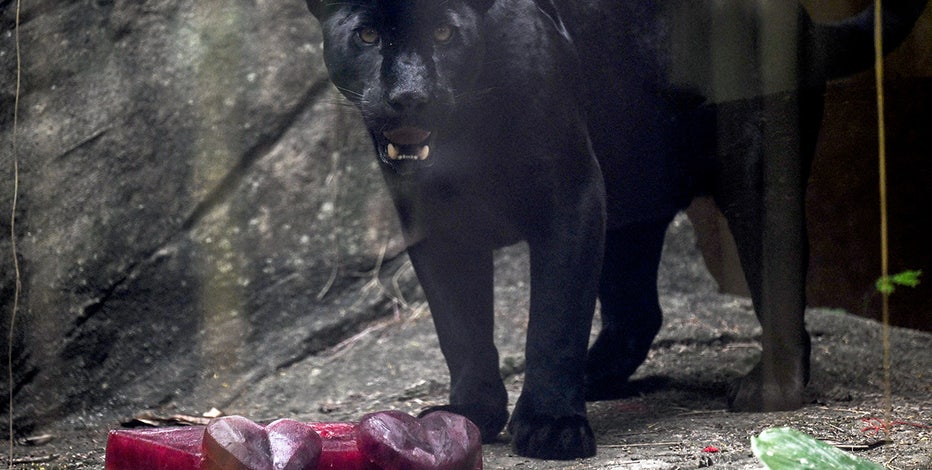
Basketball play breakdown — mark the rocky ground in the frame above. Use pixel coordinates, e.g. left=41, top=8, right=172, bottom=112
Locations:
left=6, top=216, right=931, bottom=469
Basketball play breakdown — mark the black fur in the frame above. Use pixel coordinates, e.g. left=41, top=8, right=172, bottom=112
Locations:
left=305, top=0, right=925, bottom=459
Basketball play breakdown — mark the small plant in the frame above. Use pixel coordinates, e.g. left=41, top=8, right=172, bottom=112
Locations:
left=875, top=269, right=922, bottom=295
left=752, top=427, right=882, bottom=469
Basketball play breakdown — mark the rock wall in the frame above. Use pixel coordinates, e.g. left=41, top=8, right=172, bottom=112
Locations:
left=0, top=0, right=408, bottom=433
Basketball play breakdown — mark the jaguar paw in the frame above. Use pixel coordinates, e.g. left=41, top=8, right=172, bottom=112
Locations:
left=584, top=325, right=657, bottom=402
left=728, top=362, right=806, bottom=412
left=508, top=413, right=596, bottom=460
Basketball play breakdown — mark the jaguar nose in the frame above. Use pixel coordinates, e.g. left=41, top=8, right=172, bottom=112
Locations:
left=388, top=87, right=430, bottom=113
left=386, top=51, right=432, bottom=113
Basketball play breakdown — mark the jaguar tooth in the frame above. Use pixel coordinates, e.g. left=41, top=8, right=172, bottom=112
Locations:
left=387, top=143, right=399, bottom=159
left=418, top=145, right=430, bottom=160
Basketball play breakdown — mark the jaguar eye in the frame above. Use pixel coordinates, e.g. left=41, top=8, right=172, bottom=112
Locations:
left=357, top=27, right=380, bottom=45
left=433, top=24, right=455, bottom=43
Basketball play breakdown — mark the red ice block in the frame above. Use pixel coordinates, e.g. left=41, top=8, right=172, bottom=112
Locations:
left=105, top=413, right=482, bottom=470
left=106, top=426, right=205, bottom=470
left=310, top=422, right=373, bottom=469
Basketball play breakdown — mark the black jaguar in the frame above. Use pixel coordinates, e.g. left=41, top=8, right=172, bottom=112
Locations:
left=304, top=0, right=925, bottom=460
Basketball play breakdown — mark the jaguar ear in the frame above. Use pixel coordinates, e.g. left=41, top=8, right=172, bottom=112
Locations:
left=305, top=0, right=325, bottom=19
left=466, top=0, right=496, bottom=14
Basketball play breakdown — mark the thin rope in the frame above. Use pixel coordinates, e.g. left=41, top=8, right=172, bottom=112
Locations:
left=873, top=0, right=893, bottom=437
left=7, top=0, right=23, bottom=466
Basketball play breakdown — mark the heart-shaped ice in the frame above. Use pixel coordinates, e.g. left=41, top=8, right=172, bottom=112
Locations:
left=203, top=416, right=321, bottom=470
left=204, top=416, right=272, bottom=470
left=266, top=419, right=322, bottom=470
left=357, top=410, right=482, bottom=470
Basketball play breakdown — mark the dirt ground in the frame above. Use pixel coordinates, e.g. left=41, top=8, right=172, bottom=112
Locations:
left=5, top=215, right=931, bottom=469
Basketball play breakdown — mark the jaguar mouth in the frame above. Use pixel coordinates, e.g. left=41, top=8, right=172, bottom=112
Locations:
left=380, top=127, right=432, bottom=162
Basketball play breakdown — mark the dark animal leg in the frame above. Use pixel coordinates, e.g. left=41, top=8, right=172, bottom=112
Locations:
left=508, top=202, right=604, bottom=460
left=585, top=218, right=670, bottom=401
left=716, top=93, right=814, bottom=412
left=408, top=241, right=509, bottom=442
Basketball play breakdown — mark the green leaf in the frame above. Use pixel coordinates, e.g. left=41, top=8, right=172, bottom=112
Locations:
left=751, top=427, right=883, bottom=469
left=890, top=270, right=922, bottom=288
left=875, top=269, right=922, bottom=295
left=876, top=277, right=895, bottom=295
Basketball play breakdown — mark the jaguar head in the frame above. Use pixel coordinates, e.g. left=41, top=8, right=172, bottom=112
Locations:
left=307, top=0, right=496, bottom=173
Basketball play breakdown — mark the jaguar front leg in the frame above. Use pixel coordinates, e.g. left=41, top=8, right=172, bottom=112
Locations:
left=508, top=190, right=605, bottom=460
left=407, top=239, right=510, bottom=442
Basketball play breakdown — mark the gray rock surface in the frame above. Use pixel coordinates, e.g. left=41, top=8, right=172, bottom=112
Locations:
left=1, top=0, right=404, bottom=432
